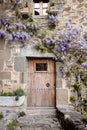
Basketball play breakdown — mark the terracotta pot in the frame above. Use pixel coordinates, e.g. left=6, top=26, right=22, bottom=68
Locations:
left=23, top=7, right=29, bottom=12
left=50, top=6, right=55, bottom=10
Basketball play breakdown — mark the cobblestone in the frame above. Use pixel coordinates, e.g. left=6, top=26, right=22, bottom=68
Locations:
left=0, top=107, right=64, bottom=130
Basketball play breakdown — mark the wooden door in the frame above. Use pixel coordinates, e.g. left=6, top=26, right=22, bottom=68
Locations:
left=27, top=58, right=56, bottom=107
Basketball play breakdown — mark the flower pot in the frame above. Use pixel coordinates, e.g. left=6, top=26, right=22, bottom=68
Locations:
left=0, top=96, right=25, bottom=107
left=22, top=7, right=29, bottom=12
left=50, top=6, right=55, bottom=11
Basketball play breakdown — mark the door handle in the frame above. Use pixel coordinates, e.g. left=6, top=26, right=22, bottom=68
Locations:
left=46, top=83, right=50, bottom=87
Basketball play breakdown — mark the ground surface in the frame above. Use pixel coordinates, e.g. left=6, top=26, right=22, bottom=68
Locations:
left=0, top=107, right=64, bottom=130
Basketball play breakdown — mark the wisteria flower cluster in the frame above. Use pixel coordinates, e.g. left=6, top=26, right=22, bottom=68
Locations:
left=43, top=37, right=57, bottom=45
left=84, top=32, right=87, bottom=42
left=82, top=61, right=87, bottom=68
left=0, top=16, right=40, bottom=43
left=0, top=18, right=10, bottom=26
left=0, top=17, right=30, bottom=42
left=48, top=14, right=59, bottom=28
left=8, top=32, right=28, bottom=42
left=0, top=29, right=6, bottom=38
left=35, top=37, right=57, bottom=51
left=58, top=39, right=71, bottom=52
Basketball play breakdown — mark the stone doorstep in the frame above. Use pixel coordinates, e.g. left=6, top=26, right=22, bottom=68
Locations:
left=21, top=127, right=62, bottom=130
left=26, top=107, right=57, bottom=116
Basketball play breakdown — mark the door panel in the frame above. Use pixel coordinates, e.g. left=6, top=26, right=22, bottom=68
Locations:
left=27, top=59, right=56, bottom=107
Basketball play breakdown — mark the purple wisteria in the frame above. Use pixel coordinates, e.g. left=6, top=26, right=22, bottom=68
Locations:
left=42, top=37, right=57, bottom=50
left=43, top=37, right=57, bottom=45
left=0, top=29, right=6, bottom=38
left=58, top=39, right=71, bottom=52
left=0, top=18, right=10, bottom=26
left=48, top=14, right=59, bottom=27
left=14, top=23, right=21, bottom=30
left=7, top=32, right=29, bottom=42
left=7, top=34, right=13, bottom=41
left=84, top=32, right=87, bottom=42
left=82, top=61, right=87, bottom=67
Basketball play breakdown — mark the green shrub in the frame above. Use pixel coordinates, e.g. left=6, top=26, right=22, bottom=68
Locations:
left=1, top=92, right=13, bottom=96
left=77, top=57, right=85, bottom=64
left=13, top=88, right=25, bottom=96
left=24, top=1, right=28, bottom=7
left=84, top=107, right=87, bottom=112
left=70, top=96, right=76, bottom=102
left=0, top=112, right=3, bottom=119
left=50, top=1, right=55, bottom=6
left=40, top=30, right=47, bottom=38
left=18, top=111, right=26, bottom=118
left=7, top=119, right=19, bottom=130
left=75, top=106, right=81, bottom=112
left=0, top=89, right=25, bottom=99
left=66, top=70, right=72, bottom=77
left=73, top=81, right=81, bottom=91
left=29, top=14, right=33, bottom=22
left=15, top=96, right=19, bottom=101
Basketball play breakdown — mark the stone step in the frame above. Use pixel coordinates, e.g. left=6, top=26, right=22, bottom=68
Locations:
left=21, top=126, right=62, bottom=130
left=26, top=107, right=57, bottom=116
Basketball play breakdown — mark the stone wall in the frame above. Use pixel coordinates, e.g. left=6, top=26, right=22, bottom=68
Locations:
left=57, top=106, right=87, bottom=130
left=0, top=0, right=87, bottom=106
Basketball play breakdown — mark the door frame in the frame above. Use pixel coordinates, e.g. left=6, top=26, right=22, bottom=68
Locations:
left=27, top=57, right=56, bottom=108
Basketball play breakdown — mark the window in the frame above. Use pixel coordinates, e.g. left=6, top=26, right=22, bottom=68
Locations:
left=33, top=0, right=49, bottom=15
left=36, top=63, right=47, bottom=71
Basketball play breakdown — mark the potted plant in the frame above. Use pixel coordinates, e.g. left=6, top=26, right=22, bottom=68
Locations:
left=21, top=2, right=29, bottom=18
left=0, top=88, right=25, bottom=107
left=50, top=1, right=55, bottom=10
left=23, top=1, right=29, bottom=12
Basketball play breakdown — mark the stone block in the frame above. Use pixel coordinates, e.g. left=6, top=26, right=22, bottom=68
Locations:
left=56, top=79, right=66, bottom=88
left=56, top=62, right=63, bottom=78
left=0, top=72, right=11, bottom=79
left=21, top=45, right=54, bottom=58
left=0, top=60, right=4, bottom=71
left=0, top=50, right=11, bottom=60
left=56, top=88, right=68, bottom=106
left=14, top=57, right=27, bottom=72
left=0, top=39, right=5, bottom=50
left=56, top=79, right=62, bottom=88
left=20, top=72, right=27, bottom=83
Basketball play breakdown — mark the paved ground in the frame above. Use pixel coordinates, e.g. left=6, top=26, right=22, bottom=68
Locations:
left=20, top=115, right=63, bottom=130
left=0, top=107, right=64, bottom=130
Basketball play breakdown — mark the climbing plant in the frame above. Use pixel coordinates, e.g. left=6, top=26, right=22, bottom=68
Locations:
left=35, top=18, right=87, bottom=106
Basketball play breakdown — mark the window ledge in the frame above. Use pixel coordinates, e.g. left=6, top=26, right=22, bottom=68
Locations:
left=33, top=15, right=47, bottom=19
